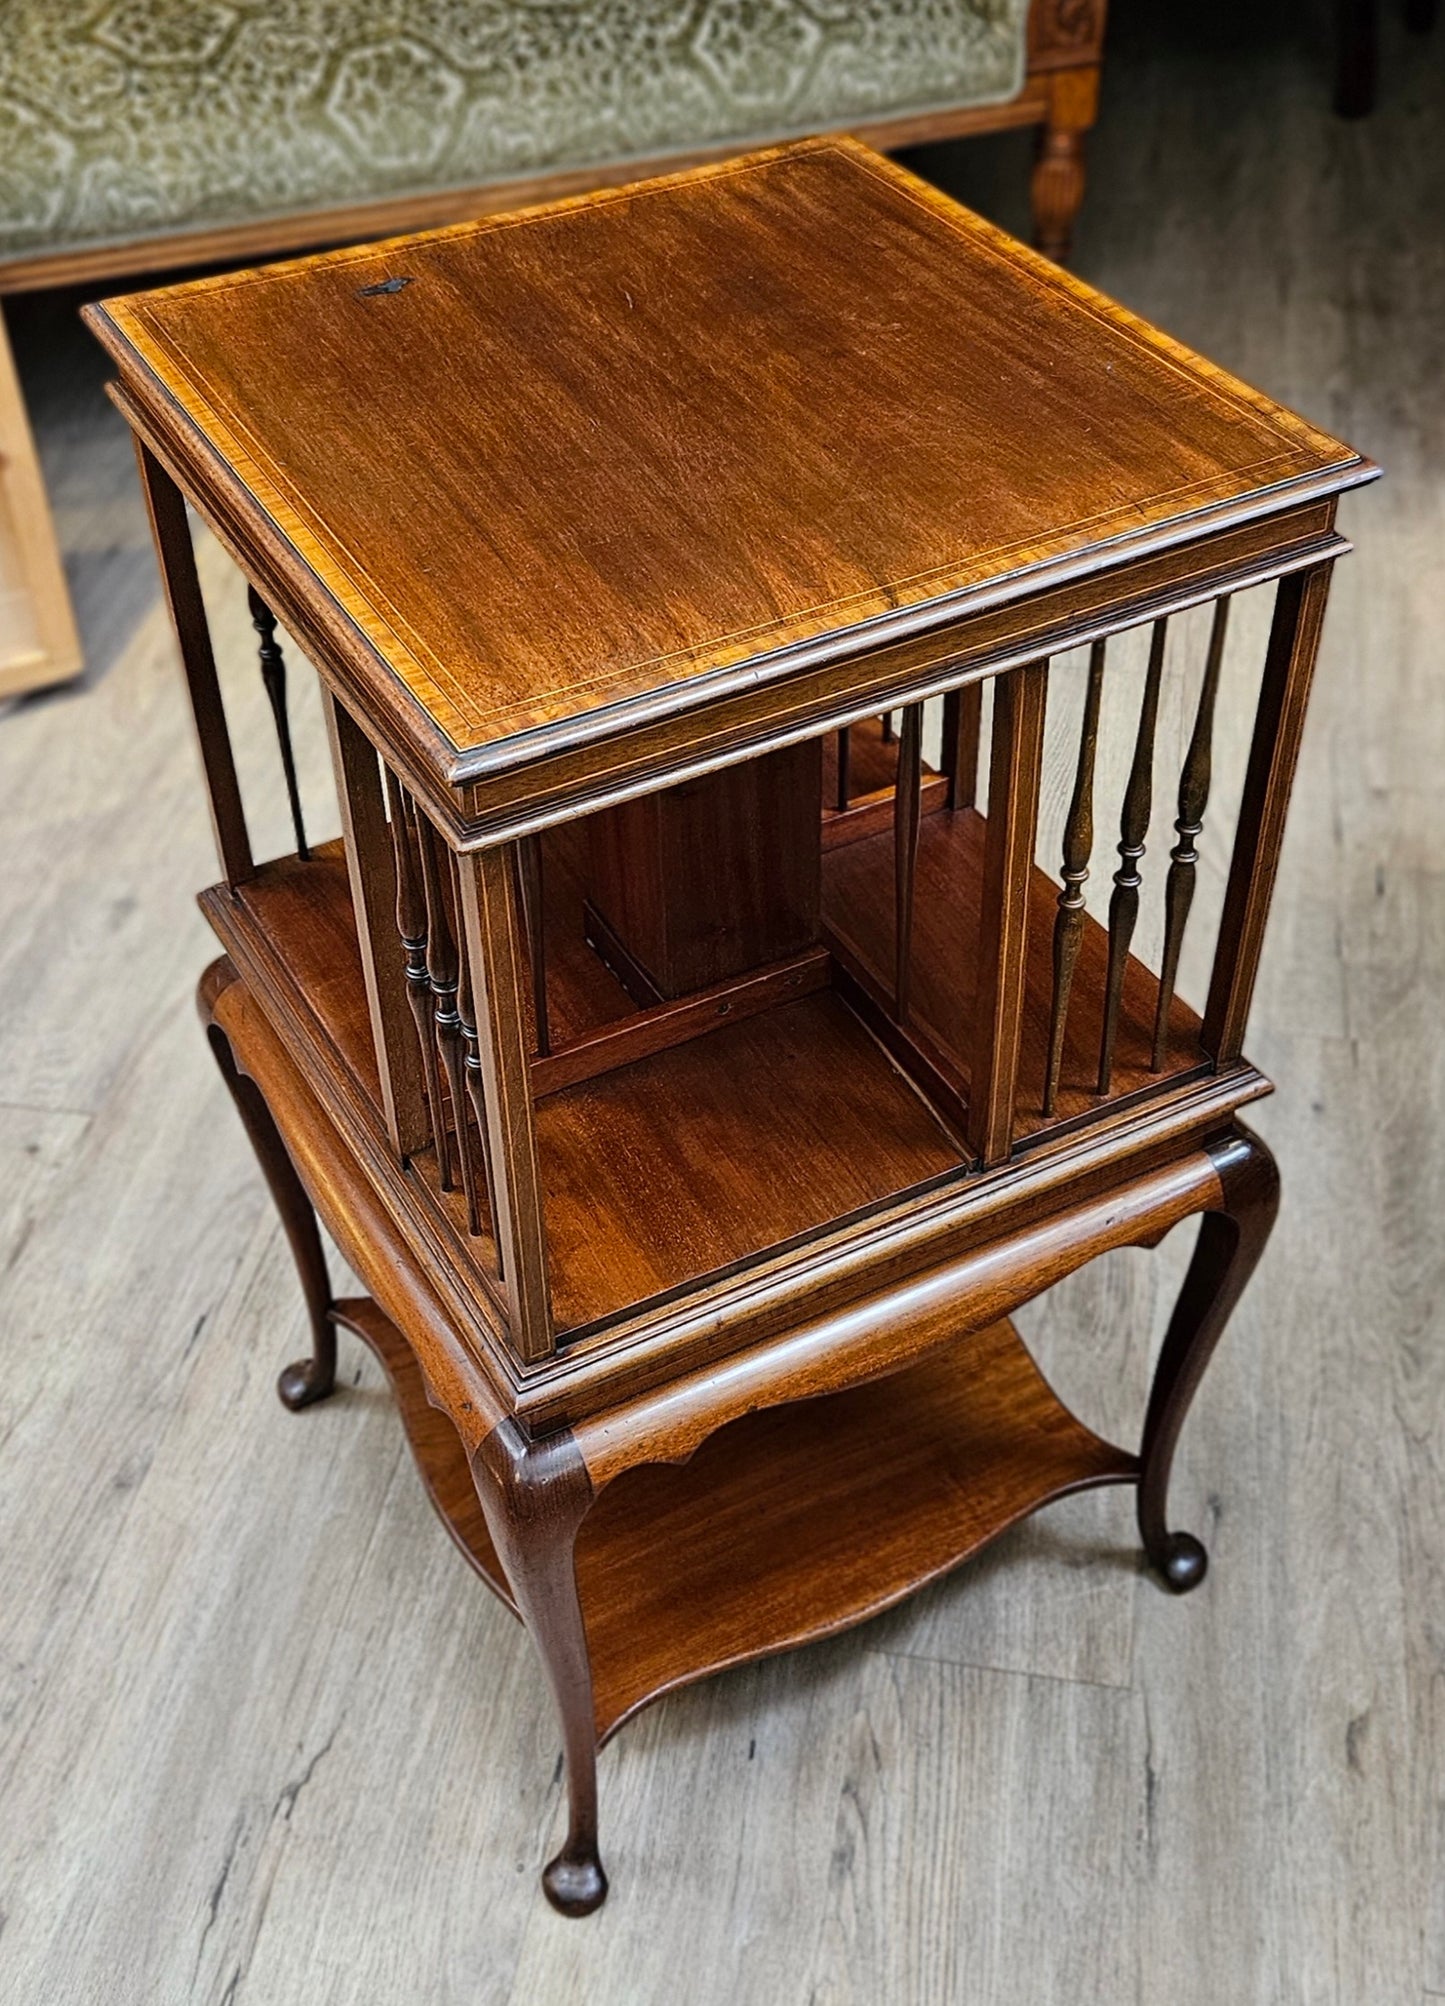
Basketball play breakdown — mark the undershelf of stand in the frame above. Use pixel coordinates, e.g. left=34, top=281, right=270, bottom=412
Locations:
left=335, top=1291, right=1138, bottom=1742
left=201, top=807, right=1210, bottom=1335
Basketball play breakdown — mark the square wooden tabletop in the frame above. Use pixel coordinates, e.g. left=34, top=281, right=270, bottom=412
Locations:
left=89, top=137, right=1368, bottom=768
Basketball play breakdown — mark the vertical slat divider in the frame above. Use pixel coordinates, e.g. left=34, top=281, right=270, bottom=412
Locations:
left=1203, top=562, right=1334, bottom=1063
left=1043, top=637, right=1106, bottom=1115
left=451, top=851, right=497, bottom=1244
left=516, top=834, right=551, bottom=1057
left=942, top=682, right=983, bottom=811
left=382, top=766, right=448, bottom=1179
left=967, top=660, right=1048, bottom=1167
left=323, top=692, right=428, bottom=1155
left=132, top=438, right=253, bottom=886
left=415, top=808, right=479, bottom=1222
left=893, top=701, right=924, bottom=1020
left=835, top=726, right=852, bottom=813
left=881, top=712, right=895, bottom=744
left=246, top=583, right=310, bottom=860
left=1153, top=596, right=1230, bottom=1069
left=1097, top=616, right=1167, bottom=1094
left=458, top=845, right=554, bottom=1361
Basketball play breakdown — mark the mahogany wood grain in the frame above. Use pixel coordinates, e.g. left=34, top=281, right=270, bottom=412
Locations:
left=323, top=693, right=427, bottom=1156
left=201, top=823, right=1262, bottom=1429
left=204, top=961, right=506, bottom=1450
left=1135, top=1126, right=1279, bottom=1591
left=893, top=702, right=925, bottom=1019
left=822, top=711, right=947, bottom=850
left=822, top=804, right=1205, bottom=1142
left=458, top=846, right=554, bottom=1359
left=469, top=1418, right=604, bottom=1915
left=534, top=990, right=960, bottom=1333
left=942, top=682, right=984, bottom=811
left=105, top=138, right=1375, bottom=1919
left=1202, top=563, right=1335, bottom=1062
left=268, top=1295, right=1140, bottom=1759
left=968, top=661, right=1048, bottom=1165
left=582, top=740, right=821, bottom=999
left=529, top=948, right=832, bottom=1099
left=132, top=438, right=252, bottom=885
left=326, top=1289, right=1139, bottom=1745
left=202, top=969, right=336, bottom=1412
left=87, top=140, right=1366, bottom=796
left=577, top=1315, right=1135, bottom=1740
left=515, top=836, right=551, bottom=1057
left=105, top=368, right=1362, bottom=847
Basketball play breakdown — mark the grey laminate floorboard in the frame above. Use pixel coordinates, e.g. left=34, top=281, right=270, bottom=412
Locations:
left=0, top=2, right=1439, bottom=1998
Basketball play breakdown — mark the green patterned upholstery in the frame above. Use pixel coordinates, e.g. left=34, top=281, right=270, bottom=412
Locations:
left=0, top=1, right=1028, bottom=263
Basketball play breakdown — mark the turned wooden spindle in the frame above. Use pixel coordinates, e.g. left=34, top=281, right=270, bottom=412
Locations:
left=1153, top=597, right=1230, bottom=1070
left=1097, top=618, right=1167, bottom=1094
left=881, top=711, right=895, bottom=745
left=1043, top=639, right=1106, bottom=1116
left=893, top=702, right=924, bottom=1020
left=515, top=835, right=551, bottom=1057
left=416, top=809, right=479, bottom=1217
left=246, top=584, right=309, bottom=860
left=383, top=767, right=450, bottom=1184
left=835, top=726, right=852, bottom=813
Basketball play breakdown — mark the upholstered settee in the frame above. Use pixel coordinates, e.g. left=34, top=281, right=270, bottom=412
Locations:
left=0, top=0, right=1107, bottom=698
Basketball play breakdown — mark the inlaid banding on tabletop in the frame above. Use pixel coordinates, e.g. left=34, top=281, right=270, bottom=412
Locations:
left=98, top=133, right=1373, bottom=1921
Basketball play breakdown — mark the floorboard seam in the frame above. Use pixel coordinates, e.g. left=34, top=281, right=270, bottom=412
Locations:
left=863, top=1641, right=1134, bottom=1695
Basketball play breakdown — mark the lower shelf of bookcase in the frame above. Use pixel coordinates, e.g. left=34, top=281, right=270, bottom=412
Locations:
left=332, top=1295, right=1139, bottom=1743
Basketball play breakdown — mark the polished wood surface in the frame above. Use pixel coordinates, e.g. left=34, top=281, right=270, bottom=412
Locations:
left=583, top=741, right=821, bottom=999
left=86, top=131, right=1373, bottom=1920
left=2, top=17, right=1430, bottom=1986
left=0, top=2, right=1107, bottom=697
left=320, top=1292, right=1142, bottom=1747
left=85, top=139, right=1366, bottom=781
left=206, top=956, right=1156, bottom=1749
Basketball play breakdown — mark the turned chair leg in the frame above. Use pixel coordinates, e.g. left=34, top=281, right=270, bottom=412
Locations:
left=471, top=1423, right=606, bottom=1916
left=1030, top=70, right=1097, bottom=264
left=205, top=1019, right=338, bottom=1410
left=1137, top=1126, right=1279, bottom=1593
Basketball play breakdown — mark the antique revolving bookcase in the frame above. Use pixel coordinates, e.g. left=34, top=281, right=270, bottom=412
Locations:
left=88, top=139, right=1375, bottom=1916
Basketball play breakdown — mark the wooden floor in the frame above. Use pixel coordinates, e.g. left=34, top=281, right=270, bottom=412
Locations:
left=2, top=3, right=1442, bottom=1999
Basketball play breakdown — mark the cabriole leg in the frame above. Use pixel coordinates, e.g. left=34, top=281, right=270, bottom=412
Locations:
left=201, top=968, right=336, bottom=1410
left=1137, top=1126, right=1279, bottom=1592
left=470, top=1422, right=606, bottom=1916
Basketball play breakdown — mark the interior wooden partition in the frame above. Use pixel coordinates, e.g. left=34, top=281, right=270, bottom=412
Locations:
left=141, top=395, right=1340, bottom=1384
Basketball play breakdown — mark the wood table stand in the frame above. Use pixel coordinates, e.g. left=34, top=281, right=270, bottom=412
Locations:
left=88, top=139, right=1376, bottom=1917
